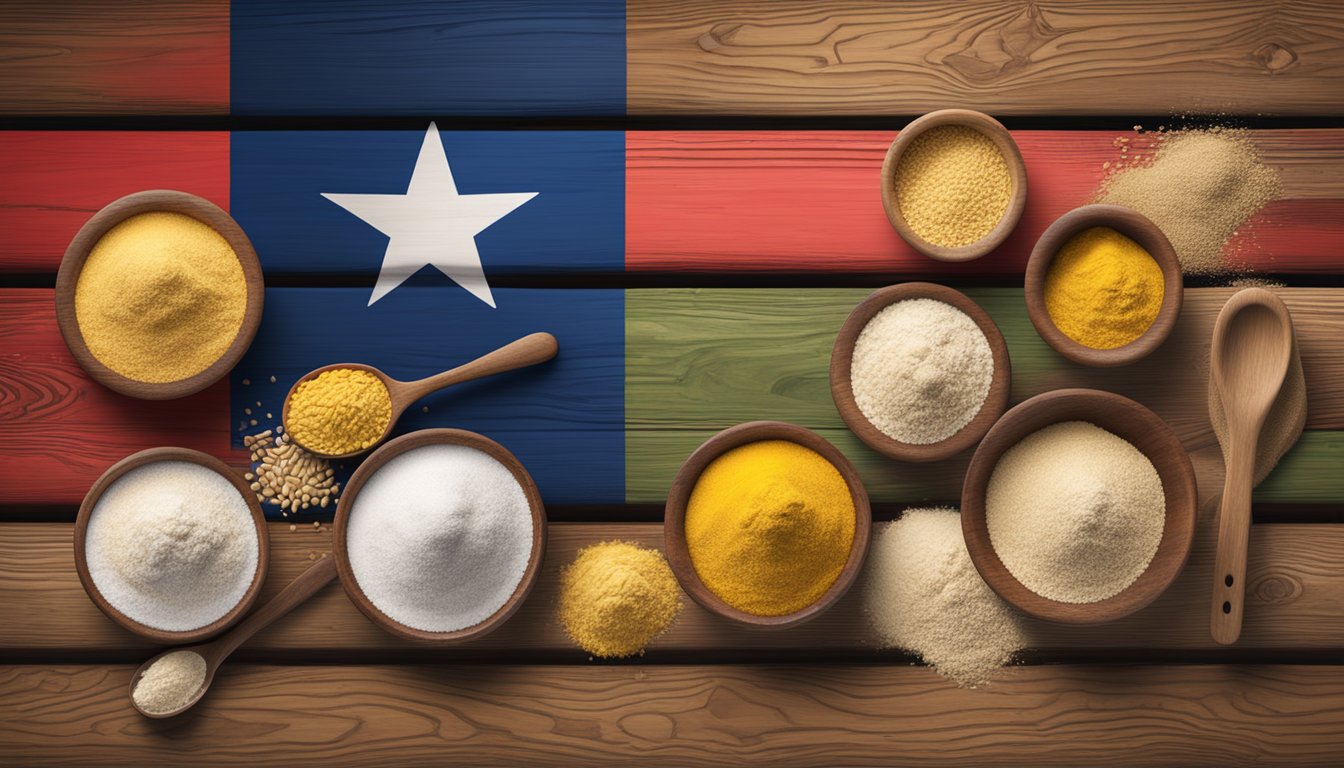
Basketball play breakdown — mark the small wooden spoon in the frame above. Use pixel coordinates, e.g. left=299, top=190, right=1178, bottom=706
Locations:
left=283, top=332, right=558, bottom=459
left=129, top=555, right=338, bottom=718
left=1209, top=289, right=1294, bottom=645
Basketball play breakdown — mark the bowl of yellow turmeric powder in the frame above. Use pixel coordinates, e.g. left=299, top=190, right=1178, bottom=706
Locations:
left=1024, top=204, right=1182, bottom=367
left=55, top=190, right=264, bottom=399
left=663, top=421, right=871, bottom=628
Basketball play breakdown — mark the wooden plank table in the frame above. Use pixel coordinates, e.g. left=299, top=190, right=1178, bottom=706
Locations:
left=2, top=2, right=1343, bottom=765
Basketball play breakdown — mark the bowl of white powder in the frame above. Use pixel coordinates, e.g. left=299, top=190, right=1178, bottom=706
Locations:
left=830, top=282, right=1011, bottom=462
left=333, top=428, right=546, bottom=643
left=75, top=448, right=268, bottom=643
left=960, top=388, right=1198, bottom=624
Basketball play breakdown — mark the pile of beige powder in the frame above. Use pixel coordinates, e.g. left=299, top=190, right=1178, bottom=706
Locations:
left=1096, top=127, right=1280, bottom=277
left=863, top=507, right=1026, bottom=687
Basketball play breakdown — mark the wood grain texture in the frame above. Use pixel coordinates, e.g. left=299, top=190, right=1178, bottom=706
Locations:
left=4, top=663, right=1344, bottom=766
left=0, top=132, right=230, bottom=273
left=0, top=1, right=228, bottom=114
left=4, top=519, right=1344, bottom=659
left=628, top=0, right=1344, bottom=115
left=627, top=130, right=1344, bottom=274
left=0, top=290, right=236, bottom=506
left=626, top=287, right=1344, bottom=503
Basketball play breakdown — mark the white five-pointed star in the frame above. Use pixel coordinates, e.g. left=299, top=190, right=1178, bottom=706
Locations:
left=322, top=122, right=537, bottom=308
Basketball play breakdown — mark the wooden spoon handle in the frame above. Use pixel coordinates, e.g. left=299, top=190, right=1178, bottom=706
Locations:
left=1211, top=441, right=1256, bottom=645
left=205, top=555, right=339, bottom=664
left=400, top=332, right=559, bottom=403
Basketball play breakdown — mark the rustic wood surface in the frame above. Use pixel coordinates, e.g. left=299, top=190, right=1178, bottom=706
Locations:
left=0, top=1, right=228, bottom=114
left=5, top=663, right=1344, bottom=766
left=627, top=130, right=1344, bottom=274
left=4, top=518, right=1344, bottom=659
left=628, top=0, right=1344, bottom=115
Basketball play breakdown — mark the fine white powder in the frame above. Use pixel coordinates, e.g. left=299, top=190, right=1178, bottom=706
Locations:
left=850, top=298, right=993, bottom=444
left=133, top=650, right=206, bottom=715
left=986, top=421, right=1165, bottom=603
left=346, top=444, right=534, bottom=633
left=863, top=508, right=1026, bottom=687
left=85, top=461, right=259, bottom=632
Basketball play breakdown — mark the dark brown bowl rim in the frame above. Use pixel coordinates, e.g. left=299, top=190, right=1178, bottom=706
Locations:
left=880, top=109, right=1028, bottom=262
left=663, top=420, right=872, bottom=629
left=54, top=189, right=265, bottom=400
left=1024, top=203, right=1183, bottom=367
left=74, top=447, right=270, bottom=643
left=333, top=428, right=547, bottom=644
left=830, top=282, right=1012, bottom=462
left=960, top=388, right=1198, bottom=624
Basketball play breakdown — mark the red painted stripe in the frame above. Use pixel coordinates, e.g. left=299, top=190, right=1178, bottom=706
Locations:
left=0, top=290, right=236, bottom=506
left=626, top=130, right=1344, bottom=275
left=0, top=132, right=229, bottom=273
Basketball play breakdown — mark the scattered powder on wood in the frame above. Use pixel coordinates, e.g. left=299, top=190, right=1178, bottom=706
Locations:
left=85, top=461, right=258, bottom=631
left=986, top=422, right=1165, bottom=604
left=850, top=298, right=993, bottom=444
left=1096, top=128, right=1280, bottom=276
left=894, top=125, right=1012, bottom=247
left=133, top=650, right=206, bottom=715
left=346, top=444, right=533, bottom=632
left=863, top=508, right=1026, bottom=687
left=74, top=211, right=247, bottom=383
left=559, top=541, right=683, bottom=658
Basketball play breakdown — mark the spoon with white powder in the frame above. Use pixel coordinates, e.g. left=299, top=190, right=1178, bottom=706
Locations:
left=129, top=555, right=337, bottom=718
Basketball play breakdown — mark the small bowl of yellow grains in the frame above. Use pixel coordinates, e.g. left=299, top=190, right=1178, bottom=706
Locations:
left=881, top=109, right=1028, bottom=262
left=55, top=190, right=264, bottom=399
left=1025, top=204, right=1183, bottom=367
left=664, top=421, right=871, bottom=628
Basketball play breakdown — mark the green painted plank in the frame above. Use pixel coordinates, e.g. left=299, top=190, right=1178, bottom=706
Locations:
left=626, top=288, right=1344, bottom=504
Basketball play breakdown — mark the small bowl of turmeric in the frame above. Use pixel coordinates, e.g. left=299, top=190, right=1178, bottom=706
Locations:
left=1024, top=204, right=1183, bottom=367
left=663, top=421, right=872, bottom=629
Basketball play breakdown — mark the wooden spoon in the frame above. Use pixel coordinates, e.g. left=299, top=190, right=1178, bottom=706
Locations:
left=283, top=332, right=558, bottom=459
left=129, top=554, right=338, bottom=718
left=1209, top=289, right=1294, bottom=645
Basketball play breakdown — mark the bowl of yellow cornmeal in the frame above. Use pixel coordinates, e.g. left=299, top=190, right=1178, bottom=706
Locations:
left=55, top=190, right=264, bottom=399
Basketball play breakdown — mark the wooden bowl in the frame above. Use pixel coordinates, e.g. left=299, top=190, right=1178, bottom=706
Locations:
left=663, top=421, right=872, bottom=629
left=880, top=109, right=1028, bottom=262
left=54, top=189, right=265, bottom=400
left=333, top=428, right=547, bottom=643
left=1024, top=204, right=1183, bottom=367
left=830, top=282, right=1011, bottom=462
left=960, top=389, right=1197, bottom=624
left=74, top=447, right=270, bottom=643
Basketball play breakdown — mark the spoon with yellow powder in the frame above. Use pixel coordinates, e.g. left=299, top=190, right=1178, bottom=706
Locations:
left=282, top=332, right=558, bottom=459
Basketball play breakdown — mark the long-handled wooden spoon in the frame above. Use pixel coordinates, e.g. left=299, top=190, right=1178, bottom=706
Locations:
left=1209, top=289, right=1294, bottom=645
left=283, top=332, right=558, bottom=459
left=129, top=555, right=338, bottom=718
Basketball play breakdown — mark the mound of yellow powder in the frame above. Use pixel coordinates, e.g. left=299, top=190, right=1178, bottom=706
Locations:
left=74, top=211, right=246, bottom=383
left=285, top=368, right=392, bottom=455
left=559, top=541, right=682, bottom=658
left=894, top=125, right=1013, bottom=248
left=1044, top=226, right=1164, bottom=350
left=684, top=440, right=856, bottom=617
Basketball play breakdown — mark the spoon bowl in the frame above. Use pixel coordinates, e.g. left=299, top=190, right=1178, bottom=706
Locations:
left=282, top=332, right=558, bottom=459
left=1209, top=288, right=1295, bottom=645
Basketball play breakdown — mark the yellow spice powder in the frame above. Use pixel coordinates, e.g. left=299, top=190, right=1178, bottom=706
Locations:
left=895, top=125, right=1012, bottom=248
left=684, top=440, right=855, bottom=617
left=74, top=211, right=247, bottom=383
left=1045, top=227, right=1164, bottom=350
left=559, top=540, right=683, bottom=658
left=285, top=369, right=392, bottom=455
